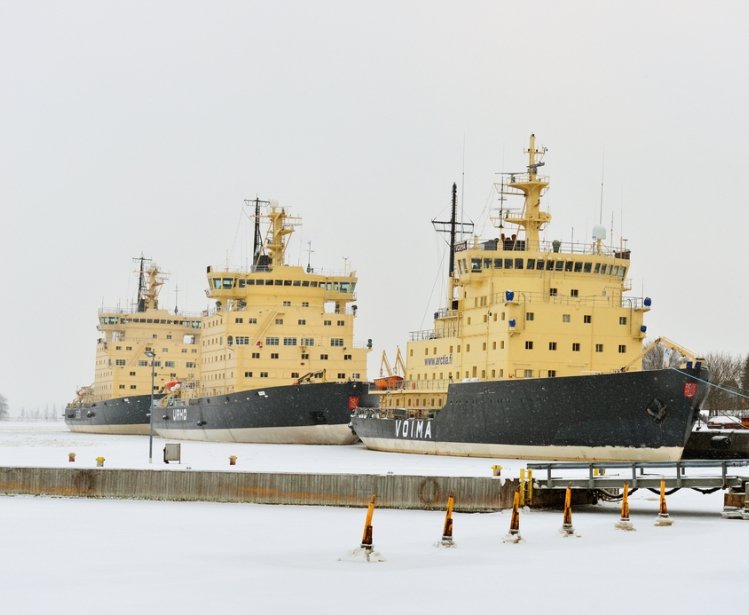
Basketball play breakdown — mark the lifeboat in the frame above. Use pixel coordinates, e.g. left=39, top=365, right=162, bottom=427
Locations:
left=164, top=380, right=181, bottom=391
left=373, top=375, right=404, bottom=391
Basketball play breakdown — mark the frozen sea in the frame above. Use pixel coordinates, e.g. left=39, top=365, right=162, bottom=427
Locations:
left=1, top=421, right=746, bottom=615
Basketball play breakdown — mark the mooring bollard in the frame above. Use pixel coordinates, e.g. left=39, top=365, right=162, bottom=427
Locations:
left=655, top=479, right=673, bottom=526
left=228, top=455, right=237, bottom=466
left=438, top=495, right=455, bottom=547
left=615, top=483, right=635, bottom=531
left=503, top=491, right=522, bottom=543
left=95, top=456, right=105, bottom=467
left=560, top=486, right=575, bottom=536
left=68, top=452, right=76, bottom=463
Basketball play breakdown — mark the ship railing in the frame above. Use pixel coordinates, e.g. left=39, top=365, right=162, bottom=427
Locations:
left=468, top=231, right=632, bottom=259
left=434, top=307, right=458, bottom=319
left=380, top=379, right=449, bottom=392
left=99, top=306, right=204, bottom=318
left=494, top=290, right=649, bottom=309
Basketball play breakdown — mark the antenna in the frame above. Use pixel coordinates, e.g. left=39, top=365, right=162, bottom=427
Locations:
left=433, top=183, right=474, bottom=305
left=460, top=135, right=466, bottom=239
left=306, top=241, right=314, bottom=273
left=599, top=150, right=605, bottom=225
left=244, top=197, right=271, bottom=270
left=174, top=283, right=180, bottom=315
left=132, top=253, right=152, bottom=313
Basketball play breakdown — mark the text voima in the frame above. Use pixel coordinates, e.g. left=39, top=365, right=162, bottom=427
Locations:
left=394, top=418, right=433, bottom=439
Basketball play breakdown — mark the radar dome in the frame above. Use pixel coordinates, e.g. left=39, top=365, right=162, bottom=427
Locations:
left=592, top=225, right=607, bottom=241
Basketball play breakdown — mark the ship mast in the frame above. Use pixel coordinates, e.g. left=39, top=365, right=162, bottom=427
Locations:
left=133, top=254, right=151, bottom=313
left=245, top=197, right=270, bottom=270
left=265, top=206, right=299, bottom=269
left=433, top=183, right=473, bottom=307
left=503, top=133, right=551, bottom=251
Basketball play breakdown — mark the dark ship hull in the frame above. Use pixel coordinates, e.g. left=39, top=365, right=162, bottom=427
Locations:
left=351, top=366, right=710, bottom=462
left=64, top=394, right=163, bottom=435
left=152, top=381, right=373, bottom=444
left=682, top=429, right=749, bottom=459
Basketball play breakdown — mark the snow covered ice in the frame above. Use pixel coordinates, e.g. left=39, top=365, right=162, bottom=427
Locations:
left=0, top=421, right=745, bottom=615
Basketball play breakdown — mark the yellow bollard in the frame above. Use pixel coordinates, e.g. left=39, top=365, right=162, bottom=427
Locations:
left=560, top=486, right=575, bottom=536
left=519, top=469, right=526, bottom=506
left=655, top=479, right=673, bottom=526
left=68, top=452, right=76, bottom=463
left=615, top=483, right=635, bottom=531
left=503, top=491, right=522, bottom=543
left=95, top=456, right=105, bottom=467
left=228, top=455, right=237, bottom=466
left=439, top=495, right=455, bottom=547
left=361, top=496, right=376, bottom=549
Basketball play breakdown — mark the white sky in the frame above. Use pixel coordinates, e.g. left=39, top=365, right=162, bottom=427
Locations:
left=2, top=1, right=748, bottom=412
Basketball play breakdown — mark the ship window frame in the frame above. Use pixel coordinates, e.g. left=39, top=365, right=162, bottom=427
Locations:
left=555, top=260, right=564, bottom=271
left=565, top=261, right=573, bottom=272
left=572, top=342, right=581, bottom=352
left=504, top=258, right=513, bottom=269
left=594, top=263, right=601, bottom=273
left=483, top=258, right=492, bottom=269
left=494, top=258, right=503, bottom=269
left=574, top=261, right=583, bottom=272
left=618, top=344, right=627, bottom=353
left=514, top=258, right=524, bottom=270
left=471, top=258, right=481, bottom=272
left=527, top=259, right=536, bottom=270
left=549, top=341, right=557, bottom=351
left=583, top=262, right=592, bottom=273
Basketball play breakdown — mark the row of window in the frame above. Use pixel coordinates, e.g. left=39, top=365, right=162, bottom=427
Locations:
left=464, top=311, right=627, bottom=326
left=212, top=277, right=355, bottom=292
left=420, top=336, right=628, bottom=356
left=114, top=359, right=198, bottom=368
left=100, top=316, right=201, bottom=329
left=231, top=317, right=346, bottom=326
left=463, top=257, right=627, bottom=278
left=524, top=341, right=627, bottom=353
left=241, top=371, right=358, bottom=379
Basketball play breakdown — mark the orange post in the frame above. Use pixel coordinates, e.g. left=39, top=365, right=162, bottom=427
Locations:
left=615, top=483, right=635, bottom=531
left=502, top=490, right=522, bottom=543
left=560, top=486, right=575, bottom=535
left=655, top=479, right=673, bottom=526
left=361, top=496, right=376, bottom=548
left=440, top=495, right=455, bottom=546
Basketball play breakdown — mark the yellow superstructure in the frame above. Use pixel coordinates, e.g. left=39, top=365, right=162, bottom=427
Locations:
left=380, top=134, right=649, bottom=412
left=199, top=202, right=369, bottom=396
left=79, top=260, right=202, bottom=404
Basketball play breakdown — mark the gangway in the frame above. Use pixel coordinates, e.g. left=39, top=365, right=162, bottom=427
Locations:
left=527, top=459, right=749, bottom=491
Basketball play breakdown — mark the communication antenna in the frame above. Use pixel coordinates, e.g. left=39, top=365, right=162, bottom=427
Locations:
left=132, top=253, right=152, bottom=313
left=174, top=283, right=180, bottom=315
left=244, top=197, right=271, bottom=269
left=306, top=241, right=314, bottom=273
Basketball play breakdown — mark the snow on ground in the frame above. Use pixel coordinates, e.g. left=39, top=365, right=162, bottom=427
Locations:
left=1, top=421, right=746, bottom=615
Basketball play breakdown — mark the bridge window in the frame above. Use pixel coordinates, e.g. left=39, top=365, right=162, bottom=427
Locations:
left=584, top=262, right=592, bottom=273
left=618, top=345, right=627, bottom=353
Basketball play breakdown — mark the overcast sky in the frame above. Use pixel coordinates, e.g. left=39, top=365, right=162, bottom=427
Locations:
left=2, top=1, right=748, bottom=412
